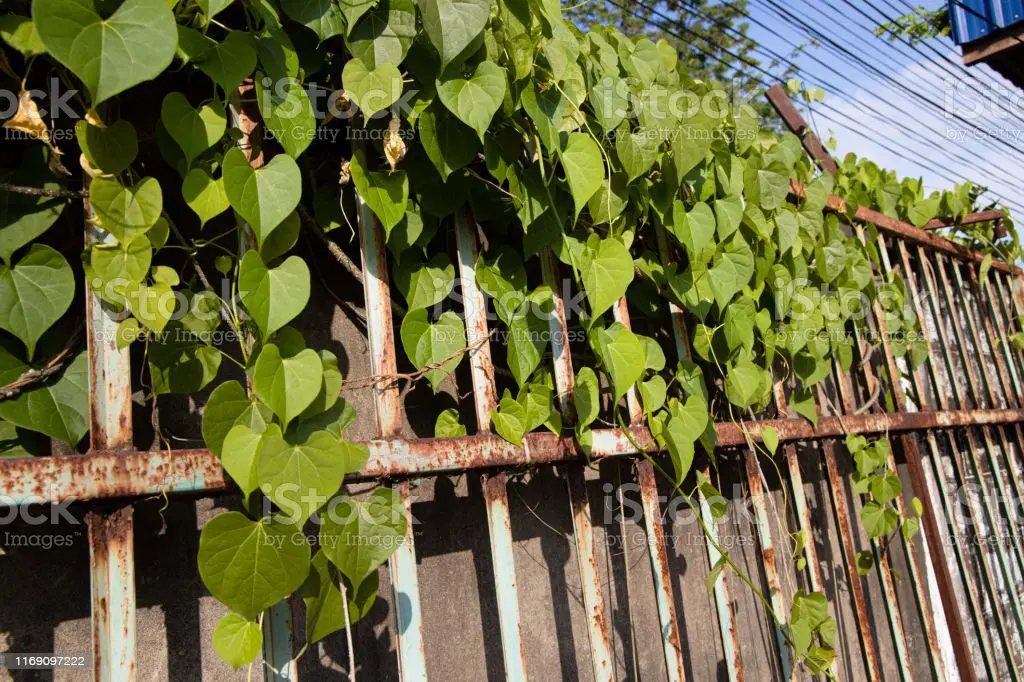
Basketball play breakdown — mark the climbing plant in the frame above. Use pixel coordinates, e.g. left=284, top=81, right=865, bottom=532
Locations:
left=0, top=0, right=1016, bottom=675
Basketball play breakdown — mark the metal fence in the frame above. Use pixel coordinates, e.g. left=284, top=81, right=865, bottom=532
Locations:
left=3, top=87, right=1024, bottom=682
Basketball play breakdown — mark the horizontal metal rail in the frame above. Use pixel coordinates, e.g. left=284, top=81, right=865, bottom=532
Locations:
left=5, top=408, right=1024, bottom=506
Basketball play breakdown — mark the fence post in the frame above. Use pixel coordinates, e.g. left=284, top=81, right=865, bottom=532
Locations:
left=84, top=177, right=137, bottom=682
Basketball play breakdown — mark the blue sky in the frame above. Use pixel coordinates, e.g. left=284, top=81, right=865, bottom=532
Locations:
left=733, top=0, right=1024, bottom=217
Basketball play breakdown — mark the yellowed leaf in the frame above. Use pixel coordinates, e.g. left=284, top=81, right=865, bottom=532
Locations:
left=3, top=90, right=50, bottom=143
left=339, top=159, right=351, bottom=185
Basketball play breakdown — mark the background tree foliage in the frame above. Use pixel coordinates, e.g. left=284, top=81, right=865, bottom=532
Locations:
left=568, top=0, right=789, bottom=122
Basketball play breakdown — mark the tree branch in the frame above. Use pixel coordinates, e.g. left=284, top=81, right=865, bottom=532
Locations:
left=0, top=182, right=85, bottom=199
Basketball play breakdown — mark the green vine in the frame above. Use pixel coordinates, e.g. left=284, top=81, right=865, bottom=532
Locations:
left=0, top=0, right=1011, bottom=675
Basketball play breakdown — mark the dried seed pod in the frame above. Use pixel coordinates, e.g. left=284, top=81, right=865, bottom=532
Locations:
left=383, top=118, right=406, bottom=173
left=339, top=159, right=351, bottom=185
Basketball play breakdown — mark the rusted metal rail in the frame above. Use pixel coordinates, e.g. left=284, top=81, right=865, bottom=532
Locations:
left=6, top=408, right=1024, bottom=505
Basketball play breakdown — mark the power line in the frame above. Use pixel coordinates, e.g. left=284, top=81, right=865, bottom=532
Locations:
left=660, top=0, right=1024, bottom=195
left=605, top=0, right=1024, bottom=215
left=751, top=0, right=1024, bottom=159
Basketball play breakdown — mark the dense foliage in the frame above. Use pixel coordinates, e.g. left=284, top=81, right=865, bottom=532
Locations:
left=0, top=0, right=1013, bottom=674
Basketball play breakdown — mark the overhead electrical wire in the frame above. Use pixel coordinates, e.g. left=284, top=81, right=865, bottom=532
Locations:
left=843, top=0, right=1024, bottom=123
left=737, top=0, right=1024, bottom=210
left=750, top=0, right=1024, bottom=159
left=603, top=0, right=1024, bottom=215
left=660, top=0, right=1024, bottom=196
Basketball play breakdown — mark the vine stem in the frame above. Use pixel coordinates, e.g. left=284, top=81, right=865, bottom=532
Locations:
left=0, top=182, right=85, bottom=198
left=340, top=578, right=356, bottom=682
left=0, top=325, right=82, bottom=399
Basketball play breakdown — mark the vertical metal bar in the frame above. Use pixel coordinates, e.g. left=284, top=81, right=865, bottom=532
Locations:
left=741, top=451, right=791, bottom=681
left=609, top=292, right=687, bottom=682
left=454, top=212, right=529, bottom=681
left=857, top=227, right=979, bottom=682
left=84, top=178, right=137, bottom=682
left=927, top=252, right=1016, bottom=680
left=541, top=250, right=614, bottom=681
left=818, top=384, right=914, bottom=682
left=974, top=271, right=1024, bottom=537
left=833, top=330, right=944, bottom=680
left=357, top=194, right=428, bottom=680
left=652, top=224, right=748, bottom=681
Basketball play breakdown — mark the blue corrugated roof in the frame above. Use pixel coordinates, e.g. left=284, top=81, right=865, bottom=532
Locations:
left=950, top=0, right=1024, bottom=44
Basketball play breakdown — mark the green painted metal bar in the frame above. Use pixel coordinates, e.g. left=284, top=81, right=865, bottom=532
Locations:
left=455, top=212, right=529, bottom=682
left=358, top=192, right=428, bottom=681
left=84, top=175, right=138, bottom=682
left=540, top=249, right=614, bottom=682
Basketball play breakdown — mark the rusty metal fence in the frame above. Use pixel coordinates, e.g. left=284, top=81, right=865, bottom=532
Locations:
left=4, top=88, right=1024, bottom=682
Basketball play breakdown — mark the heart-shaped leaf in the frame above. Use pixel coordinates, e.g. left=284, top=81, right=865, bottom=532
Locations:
left=253, top=343, right=323, bottom=427
left=0, top=348, right=88, bottom=446
left=574, top=367, right=600, bottom=429
left=182, top=168, right=230, bottom=227
left=560, top=133, right=604, bottom=219
left=125, top=280, right=174, bottom=332
left=161, top=93, right=227, bottom=168
left=0, top=181, right=65, bottom=264
left=75, top=120, right=138, bottom=175
left=89, top=234, right=152, bottom=287
left=147, top=322, right=222, bottom=394
left=417, top=102, right=479, bottom=181
left=257, top=424, right=347, bottom=524
left=212, top=613, right=261, bottom=671
left=196, top=30, right=257, bottom=93
left=201, top=380, right=272, bottom=458
left=492, top=390, right=527, bottom=445
left=417, top=0, right=489, bottom=69
left=33, top=0, right=178, bottom=105
left=348, top=0, right=417, bottom=68
left=394, top=252, right=455, bottom=311
left=399, top=308, right=466, bottom=392
left=349, top=149, right=408, bottom=232
left=0, top=245, right=74, bottom=359
left=198, top=511, right=310, bottom=620
left=581, top=236, right=633, bottom=322
left=220, top=423, right=264, bottom=501
left=615, top=126, right=659, bottom=183
left=592, top=322, right=645, bottom=403
left=255, top=74, right=316, bottom=158
left=436, top=61, right=506, bottom=140
left=223, top=147, right=302, bottom=245
left=0, top=14, right=46, bottom=57
left=320, top=488, right=407, bottom=589
left=303, top=552, right=378, bottom=645
left=90, top=176, right=163, bottom=244
left=280, top=0, right=350, bottom=41
left=342, top=58, right=403, bottom=123
left=238, top=251, right=310, bottom=340
left=708, top=234, right=754, bottom=310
